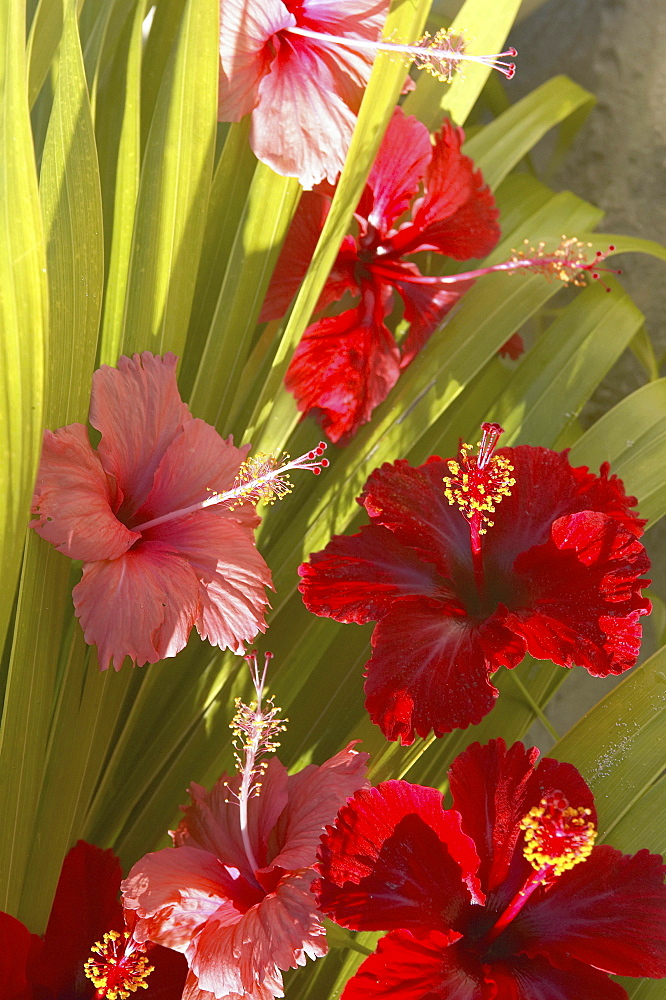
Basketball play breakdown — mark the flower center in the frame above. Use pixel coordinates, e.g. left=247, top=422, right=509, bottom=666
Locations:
left=520, top=790, right=596, bottom=877
left=486, top=790, right=596, bottom=942
left=84, top=930, right=154, bottom=999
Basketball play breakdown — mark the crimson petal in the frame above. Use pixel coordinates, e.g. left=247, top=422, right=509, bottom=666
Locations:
left=340, top=929, right=483, bottom=1000
left=315, top=781, right=481, bottom=932
left=284, top=296, right=400, bottom=443
left=364, top=600, right=507, bottom=743
left=299, top=523, right=446, bottom=624
left=516, top=845, right=666, bottom=978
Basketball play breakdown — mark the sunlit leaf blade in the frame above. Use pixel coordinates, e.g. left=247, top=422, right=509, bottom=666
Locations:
left=0, top=0, right=103, bottom=929
left=245, top=0, right=433, bottom=451
left=188, top=165, right=301, bottom=431
left=96, top=0, right=145, bottom=365
left=463, top=75, right=595, bottom=190
left=569, top=379, right=666, bottom=527
left=0, top=0, right=47, bottom=658
left=120, top=0, right=217, bottom=357
left=26, top=0, right=63, bottom=108
left=403, top=0, right=522, bottom=128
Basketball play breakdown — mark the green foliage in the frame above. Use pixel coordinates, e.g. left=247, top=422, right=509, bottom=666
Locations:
left=0, top=2, right=664, bottom=996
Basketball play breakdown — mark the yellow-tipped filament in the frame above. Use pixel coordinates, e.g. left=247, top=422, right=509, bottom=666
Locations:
left=443, top=423, right=515, bottom=534
left=84, top=930, right=154, bottom=999
left=520, top=791, right=597, bottom=878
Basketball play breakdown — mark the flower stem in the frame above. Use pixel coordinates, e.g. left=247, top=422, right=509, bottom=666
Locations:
left=506, top=670, right=560, bottom=742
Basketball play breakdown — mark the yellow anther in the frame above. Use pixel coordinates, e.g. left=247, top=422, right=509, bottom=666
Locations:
left=520, top=791, right=596, bottom=879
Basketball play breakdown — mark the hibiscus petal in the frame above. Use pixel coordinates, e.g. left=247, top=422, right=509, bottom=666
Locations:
left=338, top=929, right=483, bottom=1000
left=570, top=459, right=644, bottom=535
left=90, top=353, right=192, bottom=516
left=32, top=841, right=123, bottom=996
left=73, top=543, right=200, bottom=670
left=364, top=600, right=504, bottom=743
left=393, top=273, right=468, bottom=368
left=358, top=108, right=432, bottom=232
left=315, top=780, right=481, bottom=932
left=507, top=511, right=651, bottom=676
left=158, top=510, right=271, bottom=653
left=218, top=0, right=294, bottom=121
left=143, top=946, right=189, bottom=1000
left=357, top=457, right=472, bottom=573
left=487, top=953, right=629, bottom=1000
left=390, top=120, right=500, bottom=259
left=191, top=872, right=326, bottom=997
left=299, top=523, right=446, bottom=624
left=31, top=424, right=139, bottom=561
left=0, top=912, right=37, bottom=1000
left=285, top=297, right=400, bottom=443
left=516, top=845, right=666, bottom=978
left=447, top=740, right=596, bottom=896
left=174, top=759, right=290, bottom=877
left=123, top=846, right=252, bottom=952
left=252, top=39, right=358, bottom=188
left=132, top=419, right=249, bottom=527
left=268, top=742, right=368, bottom=871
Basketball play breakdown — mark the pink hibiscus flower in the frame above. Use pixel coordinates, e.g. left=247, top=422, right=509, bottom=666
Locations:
left=299, top=424, right=651, bottom=743
left=30, top=352, right=327, bottom=670
left=122, top=727, right=368, bottom=1000
left=0, top=840, right=187, bottom=1000
left=315, top=739, right=666, bottom=1000
left=260, top=107, right=501, bottom=442
left=218, top=0, right=389, bottom=188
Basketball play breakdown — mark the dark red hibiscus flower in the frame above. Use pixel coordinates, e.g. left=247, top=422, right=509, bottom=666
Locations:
left=260, top=106, right=500, bottom=443
left=315, top=738, right=666, bottom=1000
left=0, top=840, right=186, bottom=999
left=299, top=424, right=651, bottom=744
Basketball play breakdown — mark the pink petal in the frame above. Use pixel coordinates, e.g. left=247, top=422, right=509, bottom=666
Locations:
left=299, top=523, right=446, bottom=624
left=174, top=759, right=290, bottom=876
left=519, top=845, right=666, bottom=978
left=218, top=0, right=294, bottom=122
left=157, top=510, right=271, bottom=654
left=268, top=742, right=368, bottom=871
left=301, top=0, right=388, bottom=44
left=132, top=419, right=250, bottom=528
left=182, top=968, right=276, bottom=1000
left=123, top=846, right=251, bottom=953
left=285, top=297, right=400, bottom=443
left=251, top=39, right=358, bottom=188
left=364, top=600, right=505, bottom=743
left=31, top=424, right=139, bottom=561
left=191, top=872, right=326, bottom=997
left=315, top=780, right=481, bottom=932
left=73, top=543, right=200, bottom=669
left=90, top=353, right=192, bottom=518
left=357, top=108, right=431, bottom=232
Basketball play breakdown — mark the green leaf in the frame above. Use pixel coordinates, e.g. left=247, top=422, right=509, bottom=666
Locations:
left=96, top=0, right=145, bottom=365
left=403, top=0, right=522, bottom=128
left=569, top=379, right=666, bottom=527
left=0, top=0, right=102, bottom=930
left=463, top=75, right=595, bottom=191
left=0, top=0, right=47, bottom=659
left=119, top=0, right=218, bottom=357
left=27, top=0, right=63, bottom=108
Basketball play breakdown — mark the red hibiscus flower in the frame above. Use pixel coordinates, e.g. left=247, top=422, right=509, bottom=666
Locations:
left=122, top=728, right=368, bottom=1000
left=299, top=424, right=651, bottom=743
left=218, top=0, right=389, bottom=188
left=0, top=840, right=187, bottom=1000
left=315, top=738, right=666, bottom=1000
left=31, top=353, right=326, bottom=669
left=260, top=107, right=500, bottom=442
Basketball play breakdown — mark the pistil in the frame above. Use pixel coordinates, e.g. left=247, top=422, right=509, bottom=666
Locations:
left=84, top=930, right=154, bottom=999
left=487, top=790, right=596, bottom=942
left=285, top=25, right=517, bottom=80
left=132, top=443, right=328, bottom=533
left=227, top=652, right=287, bottom=875
left=443, top=423, right=515, bottom=596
